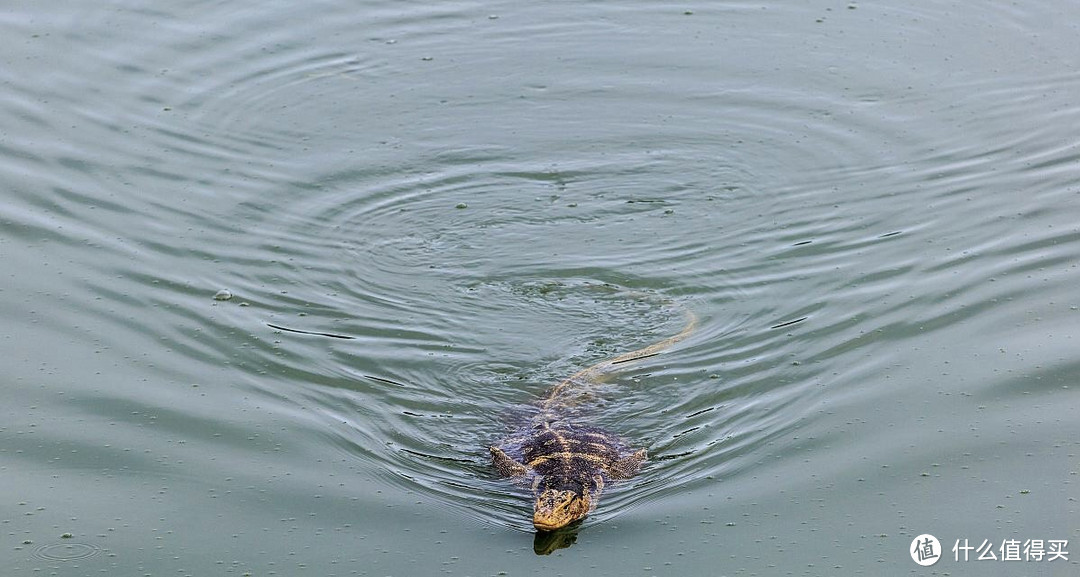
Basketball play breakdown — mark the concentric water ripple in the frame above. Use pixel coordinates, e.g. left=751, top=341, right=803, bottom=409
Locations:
left=32, top=541, right=103, bottom=562
left=3, top=0, right=1078, bottom=550
left=86, top=54, right=1080, bottom=531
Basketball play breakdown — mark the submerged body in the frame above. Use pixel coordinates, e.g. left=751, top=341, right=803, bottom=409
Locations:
left=490, top=309, right=696, bottom=531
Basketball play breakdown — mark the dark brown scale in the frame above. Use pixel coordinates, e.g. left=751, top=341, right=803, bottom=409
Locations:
left=523, top=424, right=624, bottom=487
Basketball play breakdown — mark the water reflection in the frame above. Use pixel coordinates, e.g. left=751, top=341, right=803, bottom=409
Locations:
left=533, top=526, right=579, bottom=555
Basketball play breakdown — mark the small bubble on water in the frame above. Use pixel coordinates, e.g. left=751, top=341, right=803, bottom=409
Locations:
left=213, top=289, right=233, bottom=301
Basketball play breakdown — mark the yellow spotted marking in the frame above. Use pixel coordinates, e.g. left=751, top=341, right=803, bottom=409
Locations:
left=527, top=451, right=608, bottom=468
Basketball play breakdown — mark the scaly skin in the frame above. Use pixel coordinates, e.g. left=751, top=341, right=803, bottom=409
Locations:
left=491, top=308, right=696, bottom=531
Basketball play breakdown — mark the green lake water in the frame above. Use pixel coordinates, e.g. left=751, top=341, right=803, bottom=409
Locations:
left=2, top=0, right=1078, bottom=575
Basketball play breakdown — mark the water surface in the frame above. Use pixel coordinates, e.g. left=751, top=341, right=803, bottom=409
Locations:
left=2, top=0, right=1079, bottom=575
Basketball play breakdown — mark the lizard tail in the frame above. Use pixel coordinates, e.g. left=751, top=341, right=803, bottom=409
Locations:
left=542, top=305, right=697, bottom=405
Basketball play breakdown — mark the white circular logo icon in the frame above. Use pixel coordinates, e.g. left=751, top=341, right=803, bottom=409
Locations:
left=910, top=534, right=941, bottom=566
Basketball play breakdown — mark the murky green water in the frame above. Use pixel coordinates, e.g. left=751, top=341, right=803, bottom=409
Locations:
left=3, top=0, right=1079, bottom=575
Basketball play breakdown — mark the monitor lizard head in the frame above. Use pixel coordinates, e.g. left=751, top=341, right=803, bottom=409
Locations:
left=532, top=477, right=602, bottom=531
